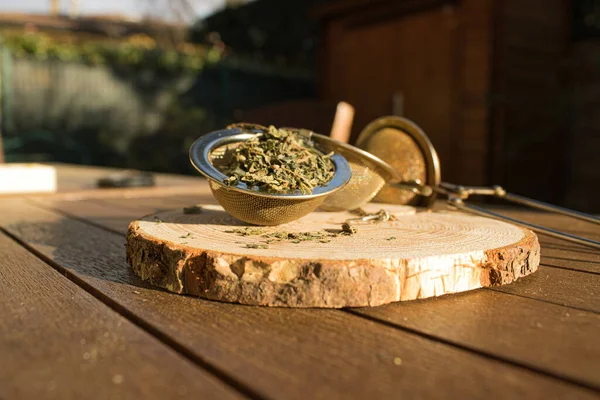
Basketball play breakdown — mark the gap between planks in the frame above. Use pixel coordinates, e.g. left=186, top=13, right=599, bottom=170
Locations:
left=0, top=231, right=244, bottom=400
left=13, top=197, right=600, bottom=394
left=487, top=289, right=600, bottom=315
left=344, top=308, right=600, bottom=392
left=537, top=263, right=600, bottom=276
left=0, top=226, right=269, bottom=400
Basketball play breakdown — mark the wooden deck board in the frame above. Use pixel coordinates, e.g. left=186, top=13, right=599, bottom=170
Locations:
left=538, top=238, right=600, bottom=274
left=491, top=208, right=600, bottom=274
left=30, top=198, right=142, bottom=234
left=0, top=232, right=241, bottom=400
left=95, top=193, right=218, bottom=213
left=491, top=267, right=600, bottom=313
left=354, top=289, right=600, bottom=388
left=0, top=198, right=596, bottom=399
left=49, top=163, right=205, bottom=192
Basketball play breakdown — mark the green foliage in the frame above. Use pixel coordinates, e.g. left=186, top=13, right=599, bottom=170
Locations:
left=127, top=101, right=231, bottom=174
left=1, top=32, right=220, bottom=73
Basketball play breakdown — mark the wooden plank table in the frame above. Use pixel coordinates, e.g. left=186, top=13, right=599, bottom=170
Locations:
left=1, top=164, right=599, bottom=399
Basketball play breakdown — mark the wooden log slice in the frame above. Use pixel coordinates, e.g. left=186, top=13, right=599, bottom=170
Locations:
left=126, top=203, right=540, bottom=308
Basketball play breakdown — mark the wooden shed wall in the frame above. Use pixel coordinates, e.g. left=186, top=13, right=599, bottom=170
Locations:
left=318, top=0, right=494, bottom=185
left=490, top=0, right=569, bottom=203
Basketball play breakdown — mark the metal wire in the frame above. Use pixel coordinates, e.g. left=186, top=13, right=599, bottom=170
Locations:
left=412, top=182, right=600, bottom=250
left=448, top=197, right=600, bottom=250
left=352, top=116, right=600, bottom=251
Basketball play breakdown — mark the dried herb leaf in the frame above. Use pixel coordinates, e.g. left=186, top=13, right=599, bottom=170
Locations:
left=245, top=243, right=269, bottom=249
left=183, top=205, right=203, bottom=214
left=225, top=227, right=266, bottom=236
left=215, top=125, right=334, bottom=194
left=226, top=220, right=367, bottom=245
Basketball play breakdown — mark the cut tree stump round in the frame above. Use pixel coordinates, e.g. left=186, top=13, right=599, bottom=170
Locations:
left=126, top=203, right=540, bottom=308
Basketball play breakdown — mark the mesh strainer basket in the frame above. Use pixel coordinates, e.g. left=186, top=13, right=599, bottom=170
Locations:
left=189, top=128, right=352, bottom=225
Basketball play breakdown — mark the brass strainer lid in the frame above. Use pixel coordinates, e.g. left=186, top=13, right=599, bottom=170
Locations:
left=356, top=116, right=441, bottom=207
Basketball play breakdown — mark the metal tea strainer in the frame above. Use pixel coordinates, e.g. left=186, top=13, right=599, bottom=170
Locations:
left=190, top=123, right=435, bottom=225
left=280, top=127, right=436, bottom=211
left=189, top=126, right=352, bottom=225
left=355, top=116, right=600, bottom=250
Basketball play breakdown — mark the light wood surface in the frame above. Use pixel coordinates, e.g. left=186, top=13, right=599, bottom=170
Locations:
left=126, top=204, right=539, bottom=307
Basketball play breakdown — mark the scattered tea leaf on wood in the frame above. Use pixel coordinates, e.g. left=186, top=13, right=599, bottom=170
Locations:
left=224, top=226, right=358, bottom=245
left=215, top=125, right=335, bottom=194
left=225, top=227, right=267, bottom=236
left=264, top=231, right=334, bottom=242
left=183, top=205, right=204, bottom=214
left=341, top=222, right=357, bottom=235
left=245, top=243, right=269, bottom=249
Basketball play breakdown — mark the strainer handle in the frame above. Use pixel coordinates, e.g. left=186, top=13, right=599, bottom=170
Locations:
left=390, top=180, right=600, bottom=249
left=447, top=197, right=600, bottom=250
left=431, top=182, right=600, bottom=249
left=438, top=182, right=600, bottom=225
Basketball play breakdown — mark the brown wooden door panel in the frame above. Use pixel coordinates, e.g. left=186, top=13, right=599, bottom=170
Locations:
left=322, top=5, right=458, bottom=180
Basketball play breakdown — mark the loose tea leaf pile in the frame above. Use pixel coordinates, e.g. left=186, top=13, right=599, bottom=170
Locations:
left=215, top=125, right=335, bottom=194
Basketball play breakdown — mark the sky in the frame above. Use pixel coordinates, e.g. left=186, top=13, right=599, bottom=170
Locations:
left=0, top=0, right=227, bottom=22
